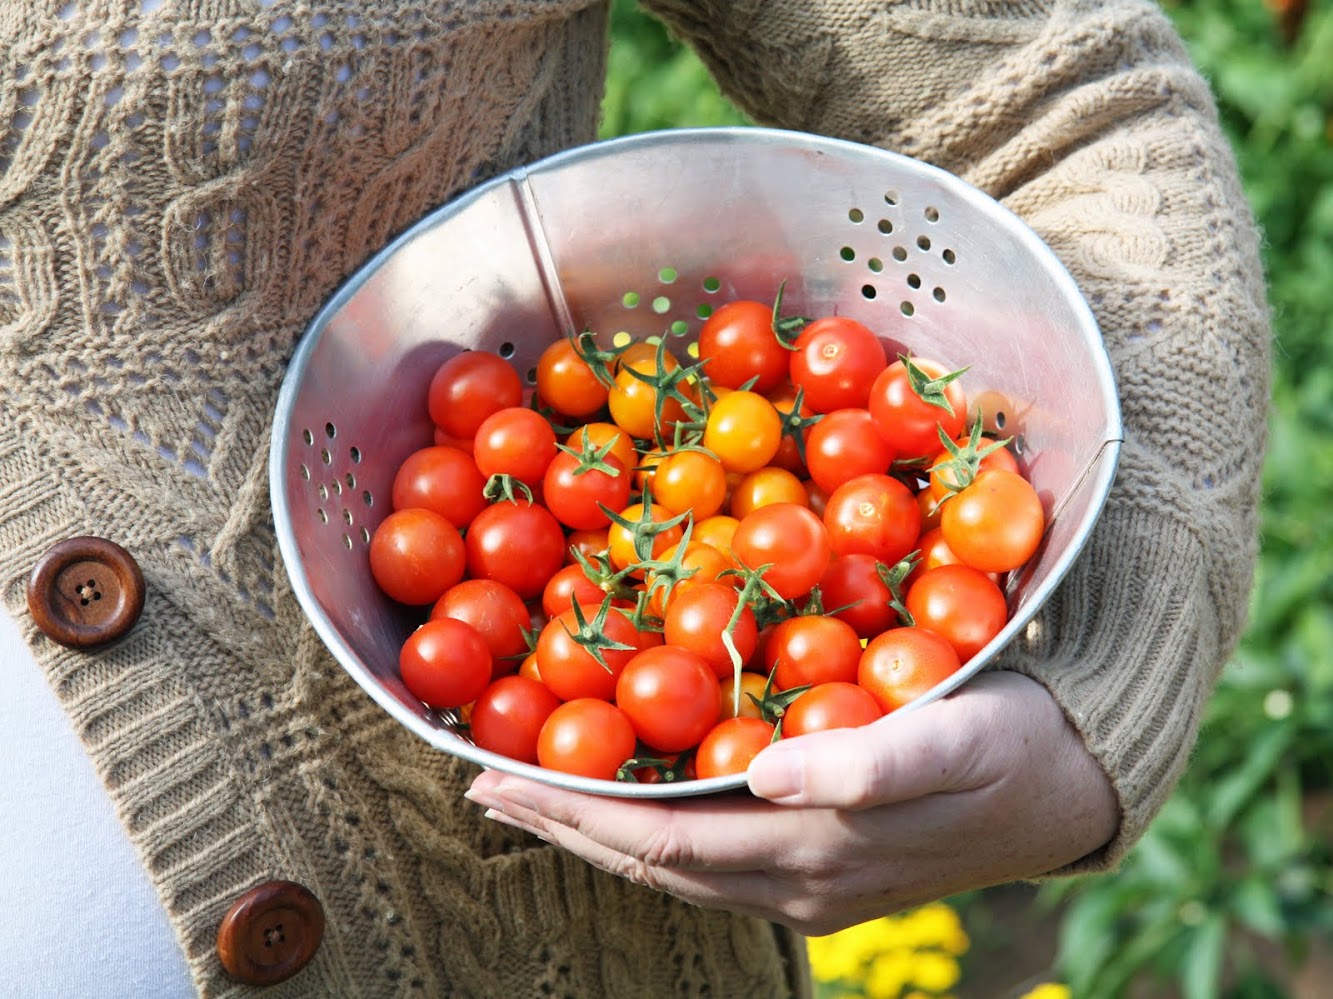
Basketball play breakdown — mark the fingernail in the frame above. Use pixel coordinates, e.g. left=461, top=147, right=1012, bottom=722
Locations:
left=747, top=744, right=804, bottom=800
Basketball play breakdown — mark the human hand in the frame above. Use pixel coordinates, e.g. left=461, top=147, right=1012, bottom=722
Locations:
left=464, top=670, right=1119, bottom=935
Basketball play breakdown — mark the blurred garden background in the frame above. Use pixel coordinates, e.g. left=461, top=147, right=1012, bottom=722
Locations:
left=601, top=1, right=1333, bottom=996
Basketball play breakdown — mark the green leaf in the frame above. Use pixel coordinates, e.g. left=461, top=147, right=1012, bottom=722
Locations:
left=1180, top=914, right=1226, bottom=999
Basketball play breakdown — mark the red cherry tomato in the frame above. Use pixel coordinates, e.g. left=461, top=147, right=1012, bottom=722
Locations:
left=390, top=445, right=489, bottom=528
left=472, top=407, right=558, bottom=484
left=464, top=499, right=566, bottom=600
left=867, top=357, right=968, bottom=460
left=822, top=473, right=921, bottom=564
left=541, top=563, right=612, bottom=619
left=694, top=716, right=777, bottom=779
left=857, top=626, right=961, bottom=714
left=535, top=603, right=642, bottom=702
left=428, top=350, right=523, bottom=440
left=905, top=563, right=1008, bottom=662
left=429, top=578, right=532, bottom=679
left=468, top=675, right=562, bottom=764
left=663, top=581, right=758, bottom=679
left=369, top=508, right=466, bottom=606
left=615, top=646, right=720, bottom=752
left=762, top=614, right=864, bottom=691
left=696, top=299, right=791, bottom=395
left=804, top=407, right=896, bottom=495
left=788, top=316, right=887, bottom=413
left=817, top=553, right=897, bottom=639
left=537, top=699, right=637, bottom=780
left=731, top=503, right=831, bottom=601
left=542, top=448, right=632, bottom=531
left=782, top=682, right=883, bottom=737
left=398, top=617, right=492, bottom=709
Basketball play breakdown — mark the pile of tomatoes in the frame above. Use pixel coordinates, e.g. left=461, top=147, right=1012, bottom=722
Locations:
left=366, top=289, right=1045, bottom=784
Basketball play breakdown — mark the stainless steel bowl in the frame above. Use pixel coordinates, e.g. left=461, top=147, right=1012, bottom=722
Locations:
left=270, top=126, right=1122, bottom=798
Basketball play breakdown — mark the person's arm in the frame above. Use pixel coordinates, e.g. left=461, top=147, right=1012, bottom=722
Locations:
left=639, top=0, right=1270, bottom=866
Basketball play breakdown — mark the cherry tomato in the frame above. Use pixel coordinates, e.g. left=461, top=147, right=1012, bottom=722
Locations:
left=903, top=527, right=974, bottom=591
left=542, top=447, right=632, bottom=531
left=535, top=337, right=608, bottom=419
left=398, top=617, right=492, bottom=709
left=858, top=626, right=961, bottom=714
left=940, top=469, right=1045, bottom=573
left=731, top=503, right=830, bottom=601
left=615, top=646, right=720, bottom=752
left=927, top=435, right=1019, bottom=501
left=390, top=445, right=489, bottom=528
left=472, top=407, right=557, bottom=484
left=429, top=578, right=532, bottom=679
left=867, top=357, right=968, bottom=460
left=905, top=563, right=1008, bottom=662
left=719, top=672, right=770, bottom=720
left=606, top=501, right=684, bottom=574
left=703, top=390, right=783, bottom=474
left=652, top=448, right=728, bottom=519
left=541, top=563, right=612, bottom=619
left=465, top=499, right=565, bottom=600
left=663, top=581, right=758, bottom=679
left=608, top=347, right=687, bottom=441
left=762, top=614, right=864, bottom=690
left=535, top=602, right=641, bottom=701
left=571, top=422, right=638, bottom=480
left=693, top=515, right=740, bottom=566
left=817, top=553, right=898, bottom=639
left=782, top=682, right=883, bottom=737
left=468, top=675, right=562, bottom=764
left=695, top=716, right=776, bottom=779
left=696, top=298, right=791, bottom=395
left=428, top=350, right=523, bottom=440
left=822, top=473, right=921, bottom=564
left=766, top=384, right=814, bottom=475
left=645, top=540, right=731, bottom=618
left=729, top=466, right=808, bottom=519
left=804, top=407, right=896, bottom=495
left=537, top=699, right=637, bottom=780
left=369, top=508, right=466, bottom=606
left=788, top=316, right=887, bottom=413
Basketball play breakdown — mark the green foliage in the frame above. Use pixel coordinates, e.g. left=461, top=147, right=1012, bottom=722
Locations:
left=603, top=1, right=1333, bottom=995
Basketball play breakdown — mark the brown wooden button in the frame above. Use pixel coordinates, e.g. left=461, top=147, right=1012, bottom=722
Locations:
left=26, top=536, right=146, bottom=649
left=216, top=880, right=325, bottom=986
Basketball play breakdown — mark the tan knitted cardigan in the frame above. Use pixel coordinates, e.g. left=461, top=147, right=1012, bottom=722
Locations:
left=0, top=1, right=1268, bottom=996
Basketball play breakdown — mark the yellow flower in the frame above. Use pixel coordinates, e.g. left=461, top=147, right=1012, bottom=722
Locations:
left=863, top=950, right=912, bottom=998
left=1020, top=985, right=1071, bottom=999
left=909, top=950, right=961, bottom=993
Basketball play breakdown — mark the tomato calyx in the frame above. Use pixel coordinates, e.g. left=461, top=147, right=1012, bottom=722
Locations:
left=632, top=517, right=700, bottom=621
left=875, top=551, right=921, bottom=627
left=621, top=338, right=708, bottom=446
left=483, top=473, right=535, bottom=505
left=902, top=353, right=970, bottom=415
left=600, top=485, right=692, bottom=565
left=775, top=384, right=823, bottom=467
left=749, top=666, right=809, bottom=730
left=768, top=280, right=811, bottom=350
left=559, top=594, right=638, bottom=672
left=558, top=426, right=628, bottom=478
left=616, top=751, right=692, bottom=784
left=928, top=415, right=1013, bottom=499
left=570, top=329, right=630, bottom=390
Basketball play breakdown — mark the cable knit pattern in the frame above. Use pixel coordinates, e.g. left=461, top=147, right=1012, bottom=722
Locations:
left=0, top=0, right=1267, bottom=995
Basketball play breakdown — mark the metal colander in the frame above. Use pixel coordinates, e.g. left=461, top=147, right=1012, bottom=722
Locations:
left=270, top=127, right=1122, bottom=798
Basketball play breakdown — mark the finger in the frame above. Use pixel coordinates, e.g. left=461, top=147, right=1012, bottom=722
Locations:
left=466, top=770, right=814, bottom=873
left=748, top=688, right=989, bottom=809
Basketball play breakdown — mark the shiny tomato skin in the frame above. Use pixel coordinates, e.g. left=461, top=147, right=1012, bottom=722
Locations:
left=858, top=626, right=962, bottom=714
left=663, top=581, right=758, bottom=679
left=398, top=618, right=493, bottom=709
left=429, top=578, right=532, bottom=679
left=817, top=553, right=898, bottom=639
left=428, top=350, right=523, bottom=440
left=535, top=604, right=642, bottom=702
left=719, top=671, right=770, bottom=721
left=468, top=675, right=562, bottom=764
left=904, top=563, right=1008, bottom=662
left=762, top=614, right=864, bottom=691
left=695, top=716, right=777, bottom=779
left=390, top=445, right=489, bottom=529
left=867, top=357, right=968, bottom=460
left=788, top=316, right=888, bottom=413
left=536, top=338, right=608, bottom=419
left=696, top=299, right=790, bottom=395
left=652, top=448, right=729, bottom=520
left=822, top=473, right=921, bottom=565
left=464, top=500, right=566, bottom=600
left=730, top=503, right=831, bottom=601
left=541, top=563, right=611, bottom=619
left=804, top=407, right=896, bottom=495
left=615, top=646, right=720, bottom=753
left=940, top=469, right=1045, bottom=574
left=472, top=407, right=558, bottom=484
left=729, top=466, right=808, bottom=520
left=369, top=508, right=466, bottom=606
left=542, top=449, right=632, bottom=531
left=703, top=390, right=783, bottom=474
left=537, top=699, right=638, bottom=780
left=782, top=682, right=883, bottom=737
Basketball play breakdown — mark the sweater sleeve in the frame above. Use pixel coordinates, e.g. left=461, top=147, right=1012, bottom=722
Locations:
left=641, top=0, right=1272, bottom=870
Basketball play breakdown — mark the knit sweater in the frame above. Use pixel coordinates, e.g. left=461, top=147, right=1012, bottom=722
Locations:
left=0, top=1, right=1268, bottom=996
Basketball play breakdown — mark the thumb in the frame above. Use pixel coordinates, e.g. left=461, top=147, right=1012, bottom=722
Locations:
left=747, top=702, right=980, bottom=809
